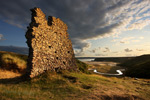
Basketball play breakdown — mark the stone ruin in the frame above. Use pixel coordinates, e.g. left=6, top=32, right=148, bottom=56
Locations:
left=25, top=8, right=77, bottom=78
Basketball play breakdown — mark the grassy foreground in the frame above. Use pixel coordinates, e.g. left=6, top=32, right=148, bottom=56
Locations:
left=1, top=71, right=150, bottom=100
left=0, top=51, right=150, bottom=100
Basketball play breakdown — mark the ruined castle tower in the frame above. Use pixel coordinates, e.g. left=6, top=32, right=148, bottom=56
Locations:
left=25, top=8, right=77, bottom=78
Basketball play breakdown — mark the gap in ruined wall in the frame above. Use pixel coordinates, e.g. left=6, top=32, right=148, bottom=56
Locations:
left=30, top=9, right=39, bottom=27
left=48, top=16, right=53, bottom=26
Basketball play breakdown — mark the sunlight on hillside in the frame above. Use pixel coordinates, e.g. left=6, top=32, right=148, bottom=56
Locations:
left=0, top=69, right=21, bottom=79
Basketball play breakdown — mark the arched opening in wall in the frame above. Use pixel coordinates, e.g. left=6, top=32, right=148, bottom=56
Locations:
left=55, top=51, right=57, bottom=53
left=56, top=57, right=58, bottom=60
left=68, top=51, right=70, bottom=53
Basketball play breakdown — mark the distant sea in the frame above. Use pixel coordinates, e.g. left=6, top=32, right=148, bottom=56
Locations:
left=77, top=58, right=95, bottom=62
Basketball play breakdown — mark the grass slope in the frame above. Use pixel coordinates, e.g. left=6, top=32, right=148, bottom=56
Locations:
left=0, top=51, right=150, bottom=100
left=119, top=55, right=150, bottom=78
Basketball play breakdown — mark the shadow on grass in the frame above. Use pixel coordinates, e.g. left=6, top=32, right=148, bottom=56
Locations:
left=0, top=74, right=29, bottom=84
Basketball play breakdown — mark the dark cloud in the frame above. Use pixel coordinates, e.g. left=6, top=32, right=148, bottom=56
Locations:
left=0, top=0, right=149, bottom=51
left=0, top=0, right=36, bottom=29
left=124, top=48, right=132, bottom=52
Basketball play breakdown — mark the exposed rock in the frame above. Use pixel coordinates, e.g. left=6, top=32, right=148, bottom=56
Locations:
left=25, top=8, right=77, bottom=78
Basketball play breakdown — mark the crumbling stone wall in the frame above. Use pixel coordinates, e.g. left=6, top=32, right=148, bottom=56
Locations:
left=25, top=8, right=77, bottom=78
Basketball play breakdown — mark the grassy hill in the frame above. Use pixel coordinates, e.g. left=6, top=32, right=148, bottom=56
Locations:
left=119, top=54, right=150, bottom=78
left=0, top=51, right=150, bottom=100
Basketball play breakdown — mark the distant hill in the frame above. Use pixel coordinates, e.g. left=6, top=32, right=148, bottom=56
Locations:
left=94, top=57, right=135, bottom=63
left=119, top=54, right=150, bottom=78
left=0, top=46, right=28, bottom=55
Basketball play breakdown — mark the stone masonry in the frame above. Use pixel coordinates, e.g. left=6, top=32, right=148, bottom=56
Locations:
left=25, top=8, right=77, bottom=78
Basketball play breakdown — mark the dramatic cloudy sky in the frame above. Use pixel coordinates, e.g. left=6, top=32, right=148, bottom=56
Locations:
left=0, top=0, right=150, bottom=57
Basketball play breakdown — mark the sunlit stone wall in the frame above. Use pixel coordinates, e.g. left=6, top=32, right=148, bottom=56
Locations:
left=25, top=8, right=77, bottom=78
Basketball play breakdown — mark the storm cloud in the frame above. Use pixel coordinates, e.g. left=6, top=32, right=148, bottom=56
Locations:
left=0, top=0, right=150, bottom=51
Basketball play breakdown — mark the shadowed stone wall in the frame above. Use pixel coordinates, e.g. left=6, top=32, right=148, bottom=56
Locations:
left=25, top=8, right=77, bottom=78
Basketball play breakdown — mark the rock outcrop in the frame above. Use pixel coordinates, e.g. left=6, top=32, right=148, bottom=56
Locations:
left=25, top=8, right=77, bottom=78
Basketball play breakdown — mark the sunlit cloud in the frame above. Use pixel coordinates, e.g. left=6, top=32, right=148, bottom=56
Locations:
left=112, top=36, right=144, bottom=44
left=136, top=49, right=144, bottom=51
left=128, top=19, right=150, bottom=30
left=112, top=51, right=118, bottom=53
left=119, top=37, right=135, bottom=44
left=139, top=37, right=144, bottom=39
